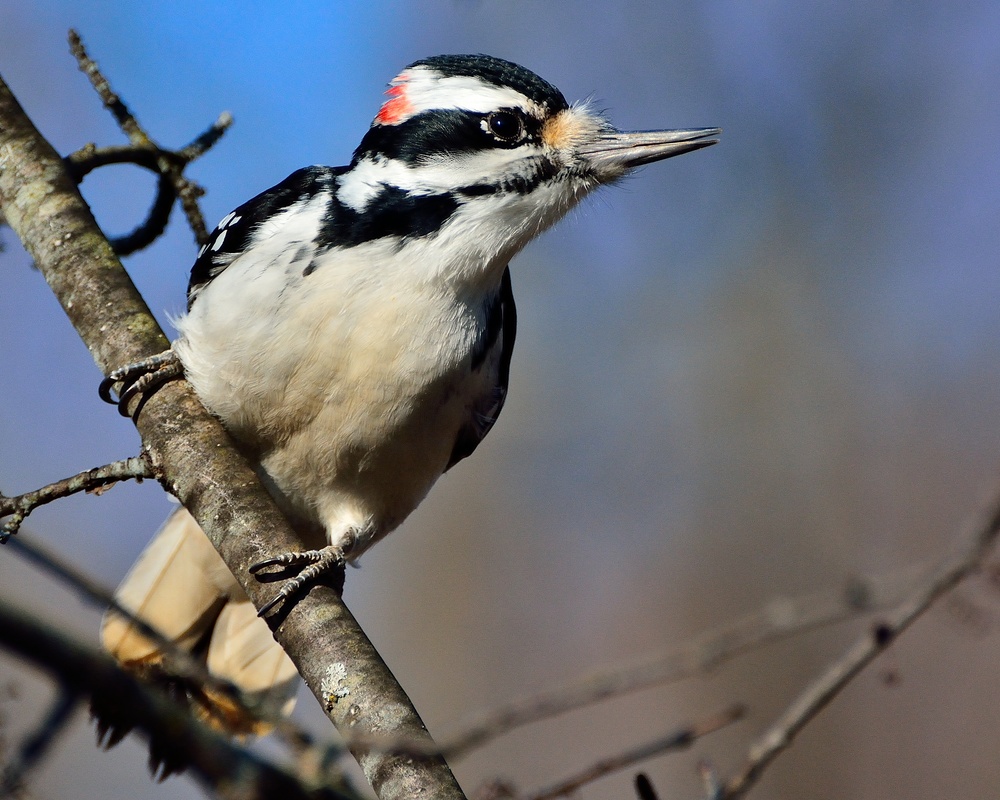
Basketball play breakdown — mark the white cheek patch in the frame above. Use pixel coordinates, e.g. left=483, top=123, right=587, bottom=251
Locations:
left=374, top=66, right=539, bottom=127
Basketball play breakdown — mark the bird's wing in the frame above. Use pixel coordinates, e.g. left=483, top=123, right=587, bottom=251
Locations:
left=186, top=164, right=466, bottom=309
left=187, top=165, right=342, bottom=308
left=446, top=266, right=517, bottom=470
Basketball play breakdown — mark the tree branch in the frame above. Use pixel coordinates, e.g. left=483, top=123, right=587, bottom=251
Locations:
left=440, top=564, right=920, bottom=758
left=0, top=688, right=78, bottom=797
left=1, top=455, right=155, bottom=539
left=523, top=705, right=745, bottom=800
left=66, top=30, right=233, bottom=251
left=0, top=600, right=359, bottom=799
left=4, top=532, right=323, bottom=756
left=719, top=487, right=1000, bottom=798
left=0, top=67, right=465, bottom=800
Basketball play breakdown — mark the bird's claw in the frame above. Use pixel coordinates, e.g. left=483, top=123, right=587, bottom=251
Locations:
left=251, top=545, right=346, bottom=616
left=100, top=350, right=184, bottom=417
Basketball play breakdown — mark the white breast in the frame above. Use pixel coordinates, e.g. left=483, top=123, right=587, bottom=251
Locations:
left=174, top=235, right=496, bottom=557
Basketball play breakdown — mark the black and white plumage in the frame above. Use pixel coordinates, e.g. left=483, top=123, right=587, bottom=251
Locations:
left=100, top=54, right=718, bottom=735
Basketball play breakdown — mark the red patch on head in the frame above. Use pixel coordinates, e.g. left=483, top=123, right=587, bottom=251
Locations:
left=375, top=83, right=414, bottom=126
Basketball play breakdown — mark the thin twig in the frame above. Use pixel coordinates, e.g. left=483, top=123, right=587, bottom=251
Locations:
left=4, top=533, right=232, bottom=691
left=64, top=143, right=162, bottom=175
left=720, top=488, right=1000, bottom=798
left=68, top=30, right=145, bottom=143
left=523, top=705, right=745, bottom=800
left=0, top=600, right=359, bottom=799
left=109, top=172, right=175, bottom=254
left=67, top=29, right=232, bottom=247
left=173, top=175, right=210, bottom=243
left=439, top=564, right=922, bottom=759
left=635, top=773, right=660, bottom=800
left=0, top=455, right=155, bottom=540
left=178, top=111, right=234, bottom=161
left=4, top=532, right=439, bottom=776
left=64, top=144, right=179, bottom=253
left=173, top=112, right=234, bottom=243
left=0, top=689, right=78, bottom=797
left=2, top=532, right=336, bottom=765
left=64, top=109, right=234, bottom=180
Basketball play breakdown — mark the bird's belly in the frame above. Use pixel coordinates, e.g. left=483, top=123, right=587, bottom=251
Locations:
left=260, top=357, right=473, bottom=539
left=177, top=276, right=484, bottom=554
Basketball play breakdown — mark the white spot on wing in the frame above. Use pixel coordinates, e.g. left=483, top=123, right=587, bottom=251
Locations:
left=251, top=194, right=327, bottom=245
left=211, top=229, right=228, bottom=251
left=336, top=165, right=384, bottom=212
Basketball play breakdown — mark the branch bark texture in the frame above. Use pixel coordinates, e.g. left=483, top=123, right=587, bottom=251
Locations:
left=0, top=74, right=465, bottom=800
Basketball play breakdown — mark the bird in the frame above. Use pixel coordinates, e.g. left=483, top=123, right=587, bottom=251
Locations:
left=98, top=54, right=719, bottom=739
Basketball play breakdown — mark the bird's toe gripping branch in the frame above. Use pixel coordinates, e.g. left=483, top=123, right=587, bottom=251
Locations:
left=99, top=349, right=184, bottom=418
left=249, top=545, right=347, bottom=617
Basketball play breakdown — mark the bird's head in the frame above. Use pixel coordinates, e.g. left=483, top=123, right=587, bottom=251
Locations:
left=336, top=55, right=719, bottom=280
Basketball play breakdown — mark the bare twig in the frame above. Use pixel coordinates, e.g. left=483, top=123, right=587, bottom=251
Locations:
left=6, top=521, right=489, bottom=769
left=720, top=489, right=1000, bottom=798
left=0, top=689, right=78, bottom=798
left=4, top=533, right=198, bottom=663
left=5, top=528, right=459, bottom=780
left=178, top=112, right=234, bottom=162
left=0, top=600, right=359, bottom=799
left=65, top=142, right=161, bottom=174
left=64, top=110, right=234, bottom=180
left=440, top=565, right=921, bottom=758
left=66, top=29, right=232, bottom=249
left=67, top=31, right=144, bottom=142
left=634, top=773, right=661, bottom=800
left=65, top=144, right=179, bottom=254
left=5, top=531, right=363, bottom=788
left=5, top=535, right=269, bottom=721
left=523, top=705, right=745, bottom=800
left=5, top=533, right=367, bottom=793
left=0, top=455, right=154, bottom=540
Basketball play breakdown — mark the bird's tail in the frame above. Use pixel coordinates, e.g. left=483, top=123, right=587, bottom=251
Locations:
left=96, top=507, right=299, bottom=752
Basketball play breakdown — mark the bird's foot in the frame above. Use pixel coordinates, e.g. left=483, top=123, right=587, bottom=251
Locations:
left=250, top=545, right=347, bottom=616
left=99, top=349, right=184, bottom=417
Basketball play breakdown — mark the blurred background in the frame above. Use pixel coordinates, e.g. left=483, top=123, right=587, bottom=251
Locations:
left=2, top=2, right=1000, bottom=798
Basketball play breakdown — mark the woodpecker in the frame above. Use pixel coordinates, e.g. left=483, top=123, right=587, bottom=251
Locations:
left=99, top=54, right=718, bottom=735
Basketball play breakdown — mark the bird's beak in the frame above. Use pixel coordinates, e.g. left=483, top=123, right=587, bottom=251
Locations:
left=578, top=127, right=721, bottom=180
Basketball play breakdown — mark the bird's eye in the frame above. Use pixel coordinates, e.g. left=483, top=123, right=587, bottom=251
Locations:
left=485, top=110, right=524, bottom=143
